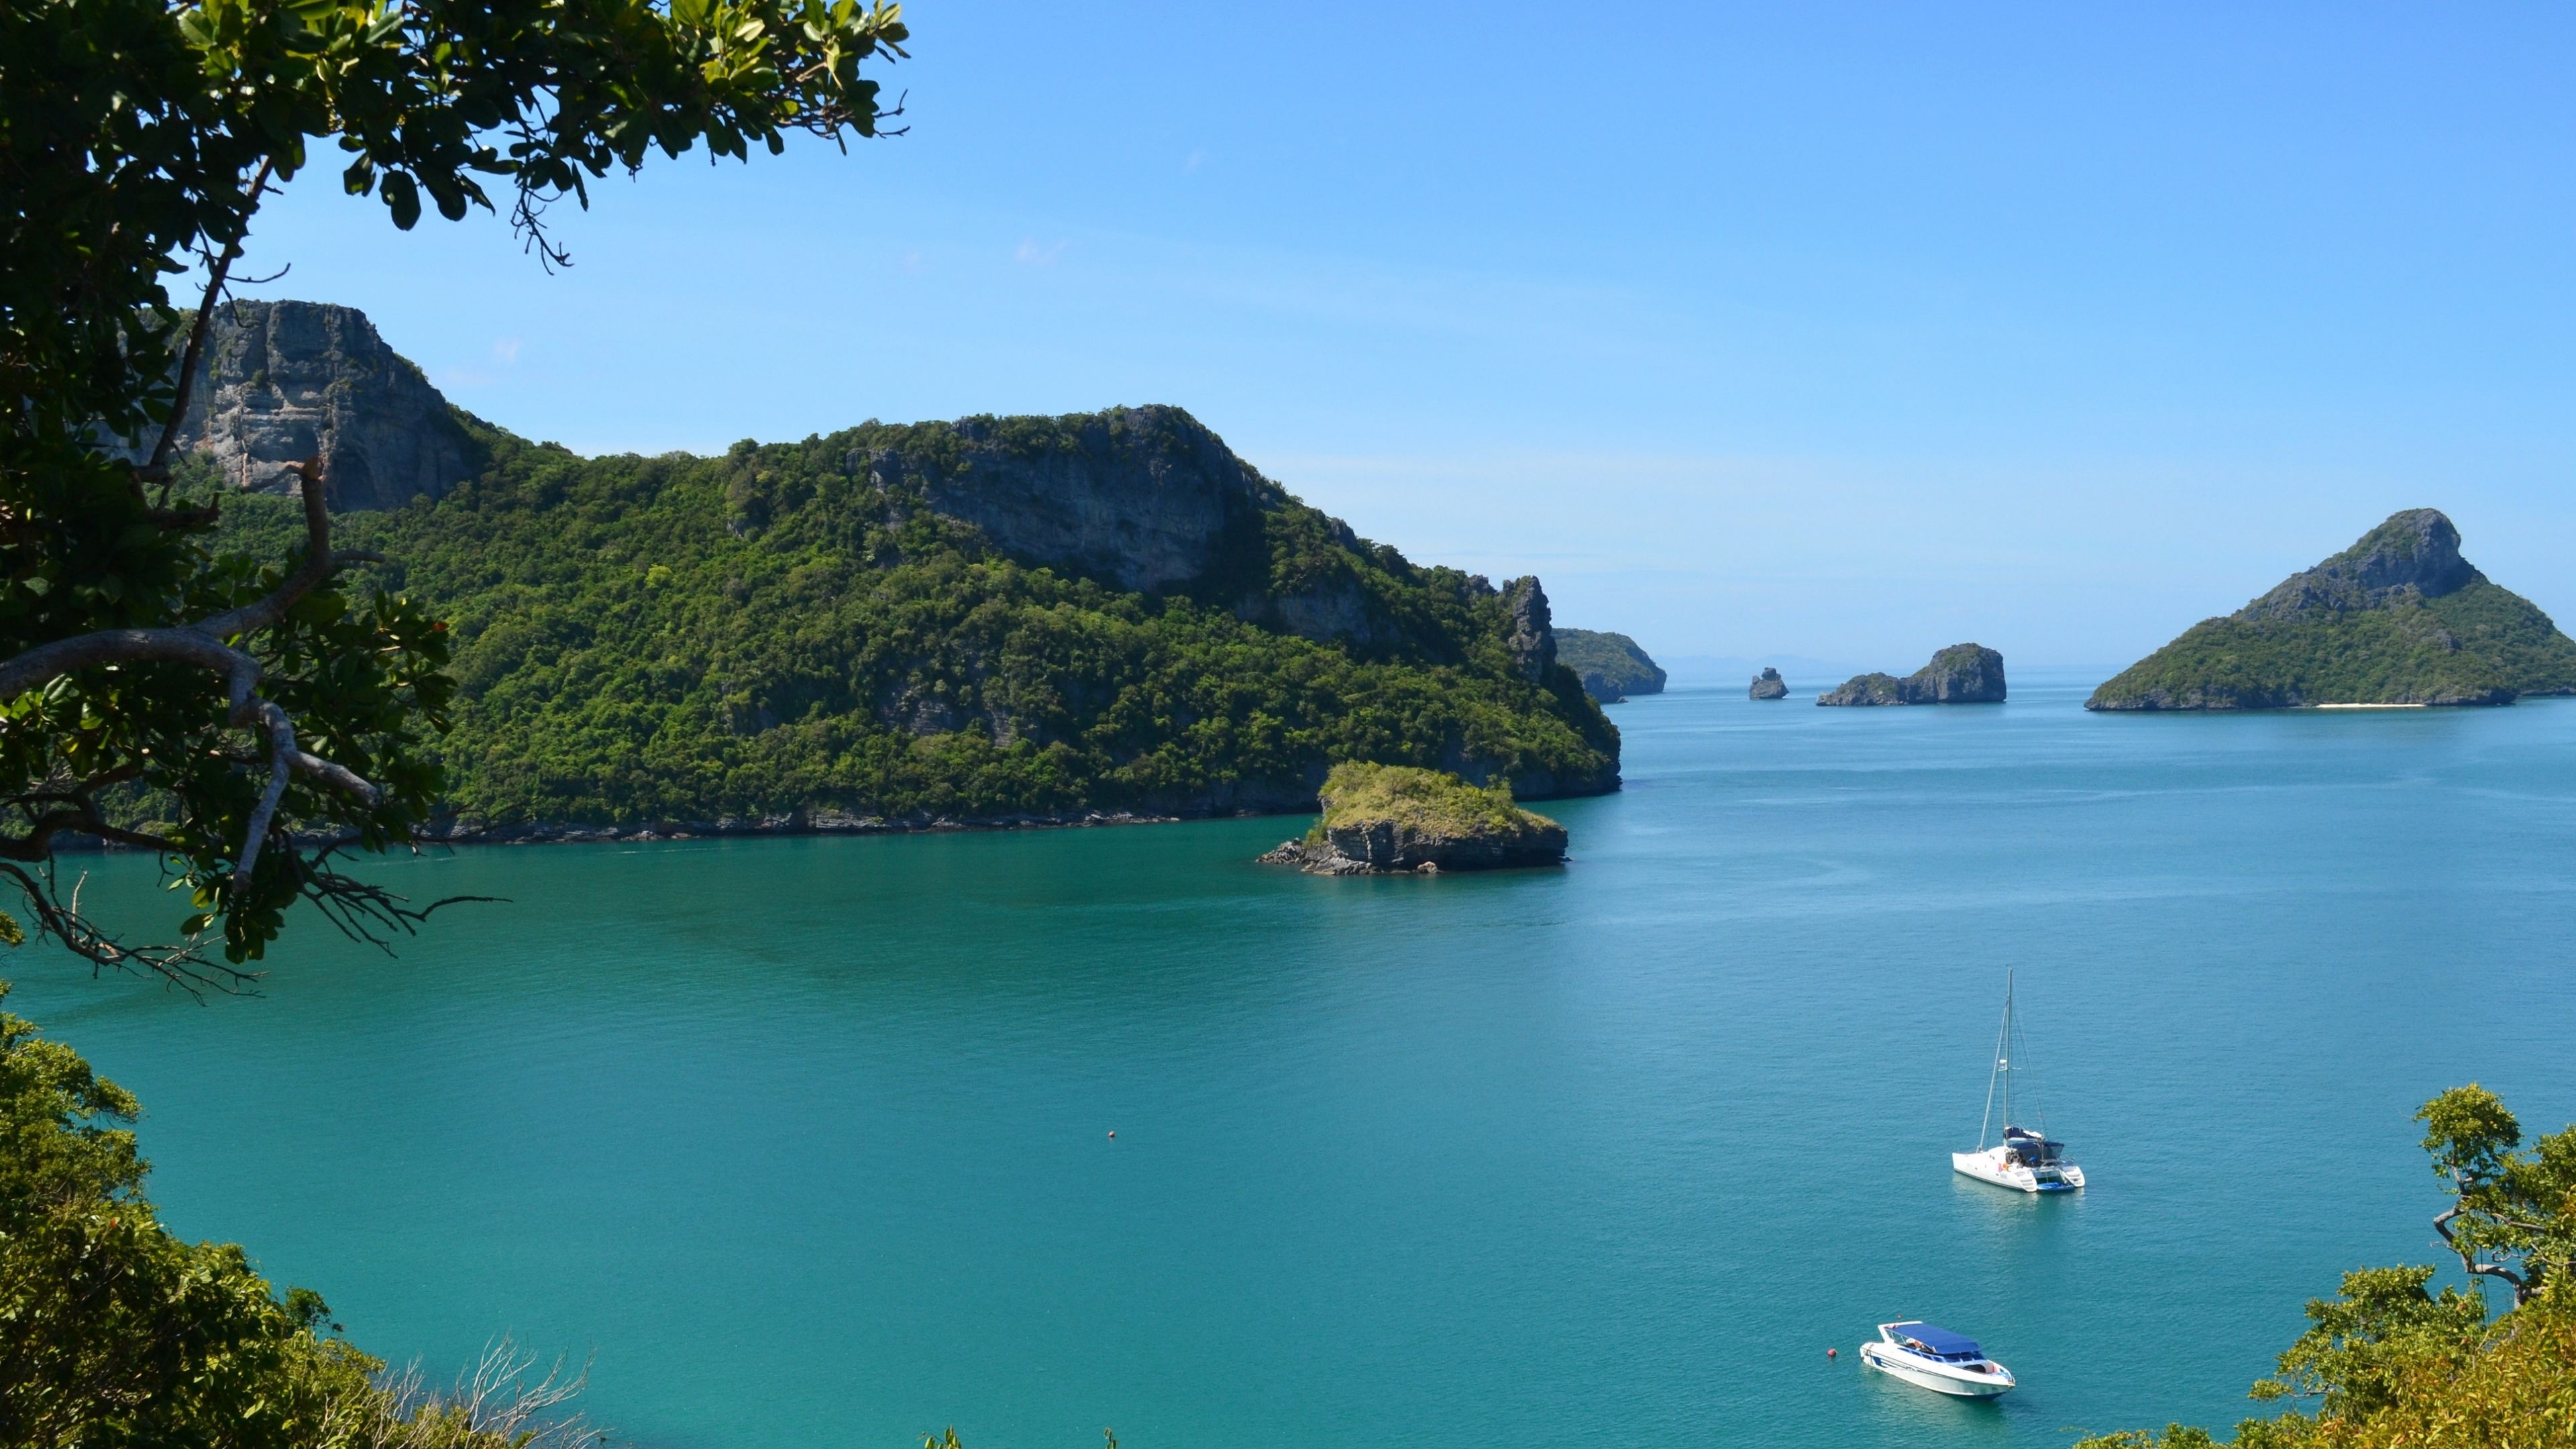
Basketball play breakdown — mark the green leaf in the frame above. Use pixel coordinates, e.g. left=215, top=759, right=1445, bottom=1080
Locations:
left=380, top=172, right=421, bottom=229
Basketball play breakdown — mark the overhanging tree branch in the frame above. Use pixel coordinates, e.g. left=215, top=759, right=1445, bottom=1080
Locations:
left=0, top=460, right=383, bottom=896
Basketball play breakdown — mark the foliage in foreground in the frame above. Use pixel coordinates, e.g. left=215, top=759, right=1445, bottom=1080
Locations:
left=0, top=983, right=598, bottom=1448
left=2076, top=1086, right=2576, bottom=1448
left=1307, top=761, right=1557, bottom=843
left=215, top=411, right=1619, bottom=829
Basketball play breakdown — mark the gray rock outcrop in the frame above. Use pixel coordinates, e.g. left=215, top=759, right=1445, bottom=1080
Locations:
left=1256, top=815, right=1569, bottom=874
left=1501, top=576, right=1557, bottom=683
left=2240, top=508, right=2480, bottom=621
left=152, top=300, right=480, bottom=509
left=859, top=407, right=1282, bottom=596
left=1749, top=667, right=1788, bottom=700
left=1817, top=644, right=2006, bottom=706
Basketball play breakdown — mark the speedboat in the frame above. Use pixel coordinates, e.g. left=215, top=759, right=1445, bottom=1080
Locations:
left=1952, top=968, right=2086, bottom=1193
left=1858, top=1322, right=2017, bottom=1398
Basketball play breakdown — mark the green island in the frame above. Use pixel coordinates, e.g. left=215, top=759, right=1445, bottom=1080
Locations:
left=2089, top=510, right=2576, bottom=710
left=1257, top=761, right=1568, bottom=873
left=1554, top=629, right=1667, bottom=703
left=210, top=398, right=1619, bottom=836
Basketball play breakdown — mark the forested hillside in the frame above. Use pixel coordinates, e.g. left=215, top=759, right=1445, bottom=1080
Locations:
left=218, top=407, right=1618, bottom=834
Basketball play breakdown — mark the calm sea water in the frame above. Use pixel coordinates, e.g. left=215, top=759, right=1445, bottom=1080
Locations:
left=15, top=669, right=2576, bottom=1448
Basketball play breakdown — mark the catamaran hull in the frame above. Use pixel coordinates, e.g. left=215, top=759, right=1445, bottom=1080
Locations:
left=1953, top=1149, right=2084, bottom=1193
left=1859, top=1343, right=2016, bottom=1397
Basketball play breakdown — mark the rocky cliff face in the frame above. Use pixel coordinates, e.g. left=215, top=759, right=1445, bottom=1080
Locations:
left=2241, top=508, right=2481, bottom=621
left=1818, top=644, right=2006, bottom=706
left=1501, top=576, right=1557, bottom=683
left=858, top=407, right=1281, bottom=595
left=1748, top=667, right=1788, bottom=700
left=157, top=300, right=480, bottom=510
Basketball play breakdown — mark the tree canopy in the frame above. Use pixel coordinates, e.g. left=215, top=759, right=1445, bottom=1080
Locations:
left=0, top=0, right=907, bottom=983
left=2078, top=1087, right=2576, bottom=1448
left=0, top=985, right=601, bottom=1446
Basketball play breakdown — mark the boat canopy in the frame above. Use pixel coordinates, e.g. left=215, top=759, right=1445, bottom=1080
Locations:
left=1892, top=1323, right=1983, bottom=1357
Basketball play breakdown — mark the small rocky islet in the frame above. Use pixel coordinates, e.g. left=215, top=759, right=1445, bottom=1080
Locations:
left=2089, top=508, right=2576, bottom=710
left=1258, top=763, right=1568, bottom=874
left=1817, top=644, right=2006, bottom=706
left=1748, top=667, right=1789, bottom=699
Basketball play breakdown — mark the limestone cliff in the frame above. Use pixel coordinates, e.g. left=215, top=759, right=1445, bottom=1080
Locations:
left=1748, top=667, right=1788, bottom=700
left=859, top=407, right=1279, bottom=595
left=156, top=300, right=480, bottom=510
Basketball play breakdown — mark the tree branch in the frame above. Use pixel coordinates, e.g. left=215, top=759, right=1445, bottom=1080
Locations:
left=2433, top=1201, right=2536, bottom=1305
left=0, top=458, right=383, bottom=899
left=235, top=701, right=297, bottom=888
left=0, top=861, right=258, bottom=996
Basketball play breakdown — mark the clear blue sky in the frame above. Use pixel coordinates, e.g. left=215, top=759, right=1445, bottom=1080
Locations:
left=237, top=3, right=2575, bottom=672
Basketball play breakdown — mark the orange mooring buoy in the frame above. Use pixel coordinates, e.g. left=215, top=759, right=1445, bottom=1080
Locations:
left=1827, top=1347, right=1837, bottom=1358
left=1107, top=1130, right=1116, bottom=1139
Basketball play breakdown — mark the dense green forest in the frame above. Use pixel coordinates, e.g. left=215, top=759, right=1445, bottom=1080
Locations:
left=217, top=409, right=1617, bottom=834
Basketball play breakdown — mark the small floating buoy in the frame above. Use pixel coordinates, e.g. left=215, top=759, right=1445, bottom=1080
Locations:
left=1107, top=1130, right=1116, bottom=1138
left=1827, top=1347, right=1837, bottom=1358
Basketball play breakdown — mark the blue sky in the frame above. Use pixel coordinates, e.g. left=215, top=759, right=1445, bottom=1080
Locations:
left=235, top=3, right=2575, bottom=672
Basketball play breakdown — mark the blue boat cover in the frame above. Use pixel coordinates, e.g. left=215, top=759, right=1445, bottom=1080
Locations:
left=1890, top=1323, right=1982, bottom=1357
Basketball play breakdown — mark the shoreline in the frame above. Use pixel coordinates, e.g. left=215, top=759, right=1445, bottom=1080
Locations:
left=65, top=780, right=1621, bottom=853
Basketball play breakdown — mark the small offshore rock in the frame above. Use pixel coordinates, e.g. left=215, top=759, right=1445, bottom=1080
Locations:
left=1257, top=763, right=1568, bottom=874
left=1749, top=667, right=1789, bottom=700
left=1818, top=644, right=2006, bottom=706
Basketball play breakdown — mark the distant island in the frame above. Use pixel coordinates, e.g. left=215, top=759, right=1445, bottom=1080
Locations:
left=1817, top=644, right=2006, bottom=706
left=189, top=302, right=1621, bottom=836
left=2088, top=509, right=2576, bottom=710
left=1748, top=667, right=1788, bottom=699
left=1257, top=763, right=1568, bottom=873
left=1555, top=630, right=1667, bottom=703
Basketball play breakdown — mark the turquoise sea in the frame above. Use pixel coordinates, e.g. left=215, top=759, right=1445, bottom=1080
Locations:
left=15, top=669, right=2576, bottom=1448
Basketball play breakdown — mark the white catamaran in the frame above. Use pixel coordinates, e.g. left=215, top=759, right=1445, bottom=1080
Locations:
left=1952, top=969, right=2086, bottom=1193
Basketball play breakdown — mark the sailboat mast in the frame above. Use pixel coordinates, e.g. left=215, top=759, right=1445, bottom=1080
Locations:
left=1978, top=969, right=2012, bottom=1149
left=2000, top=967, right=2014, bottom=1131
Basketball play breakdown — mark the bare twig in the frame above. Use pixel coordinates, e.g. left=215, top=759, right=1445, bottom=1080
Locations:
left=0, top=861, right=256, bottom=994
